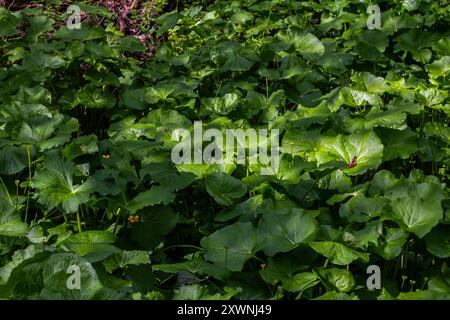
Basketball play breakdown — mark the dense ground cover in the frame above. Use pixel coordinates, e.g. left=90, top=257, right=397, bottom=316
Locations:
left=0, top=0, right=449, bottom=299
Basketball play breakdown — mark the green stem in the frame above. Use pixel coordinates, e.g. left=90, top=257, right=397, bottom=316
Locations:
left=252, top=255, right=265, bottom=264
left=76, top=211, right=82, bottom=233
left=214, top=81, right=223, bottom=101
left=24, top=145, right=32, bottom=223
left=0, top=176, right=12, bottom=205
left=162, top=244, right=204, bottom=251
left=401, top=275, right=408, bottom=291
left=159, top=274, right=176, bottom=286
left=420, top=277, right=429, bottom=290
left=206, top=277, right=227, bottom=295
left=113, top=208, right=121, bottom=234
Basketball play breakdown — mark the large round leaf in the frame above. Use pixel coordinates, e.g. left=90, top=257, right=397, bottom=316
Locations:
left=32, top=152, right=94, bottom=213
left=384, top=176, right=445, bottom=238
left=205, top=172, right=247, bottom=206
left=60, top=231, right=120, bottom=263
left=257, top=210, right=318, bottom=256
left=317, top=131, right=384, bottom=175
left=387, top=197, right=443, bottom=238
left=131, top=206, right=178, bottom=250
left=201, top=222, right=257, bottom=272
left=276, top=30, right=325, bottom=57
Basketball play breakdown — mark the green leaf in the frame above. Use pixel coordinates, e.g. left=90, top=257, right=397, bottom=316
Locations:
left=216, top=196, right=263, bottom=222
left=275, top=155, right=312, bottom=184
left=173, top=284, right=241, bottom=300
left=257, top=210, right=318, bottom=256
left=60, top=231, right=120, bottom=262
left=433, top=38, right=450, bottom=56
left=424, top=122, right=450, bottom=144
left=32, top=152, right=94, bottom=213
left=74, top=85, right=116, bottom=109
left=282, top=272, right=319, bottom=293
left=23, top=50, right=66, bottom=69
left=54, top=26, right=104, bottom=41
left=342, top=222, right=380, bottom=250
left=62, top=135, right=99, bottom=160
left=259, top=250, right=315, bottom=285
left=152, top=258, right=230, bottom=281
left=140, top=162, right=195, bottom=191
left=222, top=52, right=255, bottom=72
left=397, top=290, right=450, bottom=300
left=338, top=87, right=381, bottom=107
left=205, top=173, right=247, bottom=206
left=7, top=253, right=106, bottom=299
left=426, top=56, right=450, bottom=82
left=202, top=93, right=241, bottom=115
left=230, top=11, right=254, bottom=25
left=39, top=117, right=79, bottom=151
left=122, top=88, right=147, bottom=110
left=317, top=169, right=352, bottom=192
left=339, top=195, right=388, bottom=223
left=277, top=30, right=325, bottom=57
left=368, top=170, right=399, bottom=196
left=201, top=222, right=257, bottom=272
left=26, top=225, right=46, bottom=244
left=317, top=131, right=384, bottom=175
left=103, top=251, right=150, bottom=273
left=85, top=42, right=116, bottom=58
left=377, top=288, right=395, bottom=300
left=396, top=29, right=432, bottom=62
left=281, top=128, right=322, bottom=162
left=0, top=145, right=28, bottom=175
left=177, top=163, right=236, bottom=179
left=0, top=219, right=28, bottom=237
left=77, top=4, right=114, bottom=18
left=313, top=291, right=359, bottom=300
left=384, top=174, right=445, bottom=238
left=376, top=128, right=420, bottom=161
left=144, top=86, right=175, bottom=104
left=428, top=264, right=450, bottom=294
left=375, top=228, right=409, bottom=260
left=131, top=206, right=178, bottom=249
left=155, top=11, right=180, bottom=37
left=354, top=72, right=390, bottom=93
left=310, top=241, right=369, bottom=265
left=25, top=15, right=53, bottom=42
left=344, top=108, right=406, bottom=132
left=0, top=8, right=21, bottom=37
left=126, top=186, right=175, bottom=211
left=314, top=268, right=355, bottom=293
left=0, top=244, right=47, bottom=286
left=388, top=197, right=443, bottom=238
left=425, top=226, right=450, bottom=258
